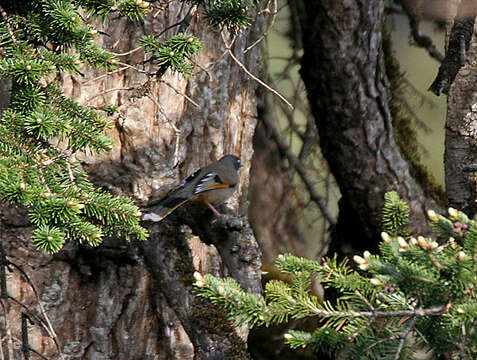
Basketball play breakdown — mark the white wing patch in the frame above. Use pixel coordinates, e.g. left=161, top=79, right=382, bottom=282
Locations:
left=194, top=172, right=220, bottom=194
left=179, top=168, right=201, bottom=188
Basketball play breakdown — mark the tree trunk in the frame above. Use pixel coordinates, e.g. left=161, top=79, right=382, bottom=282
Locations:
left=1, top=2, right=261, bottom=359
left=298, top=0, right=442, bottom=254
left=444, top=13, right=477, bottom=217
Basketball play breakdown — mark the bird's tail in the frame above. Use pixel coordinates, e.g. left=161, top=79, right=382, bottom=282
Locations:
left=142, top=195, right=189, bottom=222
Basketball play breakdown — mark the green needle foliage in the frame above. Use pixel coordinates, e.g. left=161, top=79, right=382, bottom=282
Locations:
left=141, top=33, right=202, bottom=76
left=0, top=0, right=153, bottom=253
left=0, top=0, right=261, bottom=253
left=195, top=192, right=477, bottom=359
left=181, top=0, right=258, bottom=32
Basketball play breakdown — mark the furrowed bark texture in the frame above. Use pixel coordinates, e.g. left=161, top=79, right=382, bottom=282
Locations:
left=445, top=19, right=477, bottom=217
left=1, top=2, right=262, bottom=359
left=298, top=0, right=441, bottom=253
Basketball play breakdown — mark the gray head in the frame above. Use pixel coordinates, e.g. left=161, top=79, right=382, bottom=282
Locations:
left=219, top=154, right=242, bottom=170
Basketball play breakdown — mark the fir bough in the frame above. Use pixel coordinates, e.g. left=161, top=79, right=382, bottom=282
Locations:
left=195, top=192, right=477, bottom=359
left=181, top=0, right=258, bottom=32
left=0, top=0, right=149, bottom=253
left=140, top=33, right=202, bottom=76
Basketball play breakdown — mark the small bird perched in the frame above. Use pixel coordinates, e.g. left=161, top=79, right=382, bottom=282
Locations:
left=142, top=154, right=242, bottom=222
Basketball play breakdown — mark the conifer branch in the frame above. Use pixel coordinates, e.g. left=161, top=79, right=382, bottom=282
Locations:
left=196, top=192, right=477, bottom=358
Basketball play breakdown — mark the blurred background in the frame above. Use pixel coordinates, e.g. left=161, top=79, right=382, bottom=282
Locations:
left=252, top=0, right=446, bottom=265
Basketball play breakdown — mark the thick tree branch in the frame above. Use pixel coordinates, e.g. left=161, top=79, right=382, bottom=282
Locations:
left=399, top=0, right=444, bottom=62
left=429, top=0, right=476, bottom=95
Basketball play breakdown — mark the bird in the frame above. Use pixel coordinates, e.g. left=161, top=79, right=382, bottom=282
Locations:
left=142, top=154, right=243, bottom=222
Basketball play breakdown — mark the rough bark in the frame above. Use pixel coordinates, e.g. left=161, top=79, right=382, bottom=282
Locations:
left=429, top=0, right=476, bottom=95
left=298, top=0, right=441, bottom=254
left=1, top=2, right=262, bottom=359
left=444, top=15, right=477, bottom=217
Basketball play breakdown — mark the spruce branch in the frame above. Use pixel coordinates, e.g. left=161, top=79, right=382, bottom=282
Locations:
left=0, top=1, right=148, bottom=252
left=195, top=192, right=477, bottom=358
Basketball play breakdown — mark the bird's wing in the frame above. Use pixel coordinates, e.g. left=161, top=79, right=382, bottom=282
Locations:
left=193, top=172, right=235, bottom=194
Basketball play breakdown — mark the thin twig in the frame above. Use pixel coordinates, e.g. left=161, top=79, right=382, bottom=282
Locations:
left=261, top=113, right=337, bottom=225
left=117, top=61, right=149, bottom=74
left=427, top=253, right=443, bottom=270
left=38, top=169, right=51, bottom=194
left=347, top=317, right=375, bottom=342
left=310, top=303, right=445, bottom=320
left=244, top=0, right=278, bottom=54
left=393, top=316, right=418, bottom=360
left=366, top=334, right=400, bottom=352
left=7, top=261, right=64, bottom=360
left=156, top=5, right=194, bottom=38
left=355, top=290, right=375, bottom=311
left=85, top=86, right=137, bottom=103
left=83, top=66, right=129, bottom=84
left=66, top=162, right=78, bottom=191
left=146, top=94, right=181, bottom=167
left=221, top=32, right=294, bottom=110
left=159, top=79, right=199, bottom=107
left=113, top=46, right=144, bottom=57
